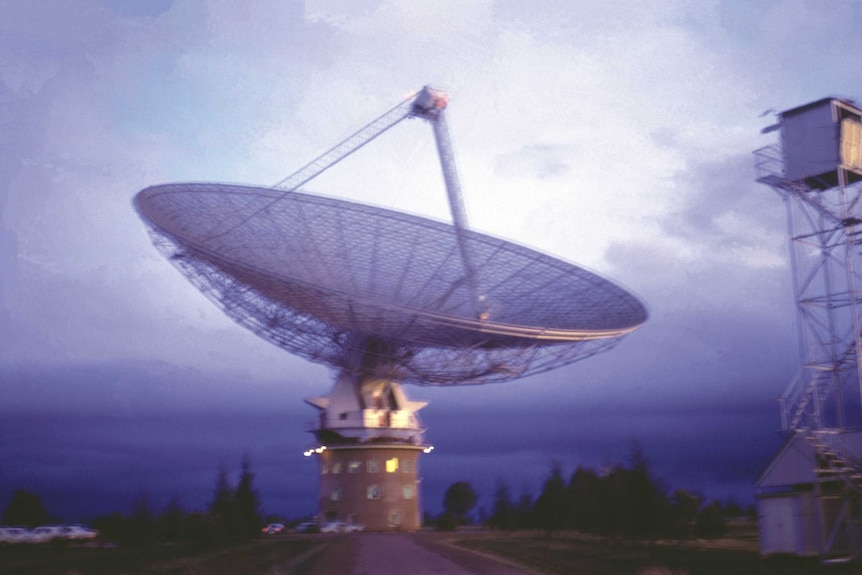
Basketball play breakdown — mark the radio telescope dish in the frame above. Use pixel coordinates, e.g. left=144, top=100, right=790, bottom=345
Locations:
left=134, top=86, right=647, bottom=531
left=135, top=182, right=645, bottom=384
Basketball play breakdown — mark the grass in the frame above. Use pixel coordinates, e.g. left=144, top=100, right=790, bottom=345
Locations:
left=0, top=537, right=321, bottom=575
left=4, top=524, right=862, bottom=574
left=440, top=524, right=862, bottom=575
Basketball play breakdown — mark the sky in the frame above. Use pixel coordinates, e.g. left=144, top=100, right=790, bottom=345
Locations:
left=3, top=0, right=862, bottom=523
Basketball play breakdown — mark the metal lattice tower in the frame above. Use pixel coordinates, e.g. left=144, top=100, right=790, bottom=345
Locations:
left=755, top=96, right=862, bottom=557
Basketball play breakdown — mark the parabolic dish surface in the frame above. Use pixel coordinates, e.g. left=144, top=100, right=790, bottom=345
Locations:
left=134, top=182, right=647, bottom=385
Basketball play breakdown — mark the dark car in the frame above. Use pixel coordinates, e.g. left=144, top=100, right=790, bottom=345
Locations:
left=294, top=521, right=318, bottom=533
left=261, top=523, right=285, bottom=535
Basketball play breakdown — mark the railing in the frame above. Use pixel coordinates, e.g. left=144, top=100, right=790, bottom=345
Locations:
left=781, top=369, right=835, bottom=431
left=754, top=145, right=784, bottom=181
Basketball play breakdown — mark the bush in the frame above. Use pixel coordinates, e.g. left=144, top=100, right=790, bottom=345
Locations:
left=695, top=501, right=727, bottom=538
left=435, top=512, right=459, bottom=531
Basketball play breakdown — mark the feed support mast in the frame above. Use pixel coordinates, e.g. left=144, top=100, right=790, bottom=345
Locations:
left=274, top=86, right=484, bottom=319
left=290, top=87, right=478, bottom=531
left=755, top=97, right=862, bottom=557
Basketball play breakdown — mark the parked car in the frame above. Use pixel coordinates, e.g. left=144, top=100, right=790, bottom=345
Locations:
left=320, top=521, right=364, bottom=533
left=319, top=521, right=345, bottom=533
left=294, top=521, right=318, bottom=533
left=59, top=524, right=99, bottom=541
left=261, top=522, right=285, bottom=535
left=26, top=525, right=65, bottom=543
left=0, top=526, right=30, bottom=544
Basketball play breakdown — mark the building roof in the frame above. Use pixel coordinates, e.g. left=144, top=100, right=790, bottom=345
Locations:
left=780, top=96, right=861, bottom=118
left=757, top=431, right=862, bottom=490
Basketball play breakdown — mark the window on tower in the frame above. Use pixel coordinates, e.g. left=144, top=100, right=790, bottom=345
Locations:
left=367, top=459, right=380, bottom=473
left=386, top=457, right=399, bottom=473
left=367, top=485, right=381, bottom=500
left=348, top=461, right=361, bottom=473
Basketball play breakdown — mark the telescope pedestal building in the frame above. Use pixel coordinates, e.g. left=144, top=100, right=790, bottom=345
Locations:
left=305, top=372, right=429, bottom=531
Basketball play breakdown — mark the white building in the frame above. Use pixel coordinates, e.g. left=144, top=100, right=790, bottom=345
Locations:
left=756, top=431, right=862, bottom=557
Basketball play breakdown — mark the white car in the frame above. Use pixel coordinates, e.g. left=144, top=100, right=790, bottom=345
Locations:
left=26, top=525, right=65, bottom=543
left=0, top=526, right=30, bottom=544
left=60, top=524, right=99, bottom=541
left=320, top=521, right=364, bottom=533
left=319, top=521, right=344, bottom=533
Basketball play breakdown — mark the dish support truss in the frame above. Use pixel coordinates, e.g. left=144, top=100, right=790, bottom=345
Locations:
left=755, top=145, right=862, bottom=558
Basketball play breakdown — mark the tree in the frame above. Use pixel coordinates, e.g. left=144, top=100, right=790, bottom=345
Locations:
left=128, top=490, right=156, bottom=548
left=622, top=445, right=670, bottom=537
left=489, top=477, right=514, bottom=530
left=3, top=490, right=54, bottom=527
left=695, top=501, right=728, bottom=538
left=534, top=461, right=570, bottom=535
left=722, top=497, right=744, bottom=518
left=206, top=455, right=263, bottom=542
left=208, top=461, right=237, bottom=542
left=234, top=453, right=262, bottom=538
left=514, top=485, right=534, bottom=529
left=158, top=496, right=187, bottom=543
left=670, top=489, right=703, bottom=538
left=443, top=481, right=478, bottom=524
left=210, top=462, right=234, bottom=517
left=568, top=467, right=600, bottom=532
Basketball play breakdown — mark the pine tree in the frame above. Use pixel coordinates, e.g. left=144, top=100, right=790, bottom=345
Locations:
left=234, top=453, right=262, bottom=538
left=128, top=490, right=156, bottom=548
left=489, top=477, right=514, bottom=530
left=514, top=485, right=534, bottom=529
left=158, top=496, right=186, bottom=543
left=624, top=444, right=671, bottom=537
left=535, top=461, right=570, bottom=535
left=210, top=462, right=234, bottom=517
left=568, top=467, right=600, bottom=532
left=209, top=461, right=237, bottom=541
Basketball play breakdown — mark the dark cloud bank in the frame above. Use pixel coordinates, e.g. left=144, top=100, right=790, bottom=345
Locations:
left=1, top=356, right=783, bottom=523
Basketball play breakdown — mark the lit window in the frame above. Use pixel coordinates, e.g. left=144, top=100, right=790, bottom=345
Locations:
left=367, top=485, right=381, bottom=499
left=386, top=457, right=399, bottom=473
left=348, top=461, right=361, bottom=473
left=331, top=488, right=341, bottom=501
left=367, top=459, right=380, bottom=473
left=403, top=485, right=414, bottom=499
left=332, top=462, right=342, bottom=474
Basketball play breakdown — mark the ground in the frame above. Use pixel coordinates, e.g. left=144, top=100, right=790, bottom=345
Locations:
left=1, top=523, right=859, bottom=575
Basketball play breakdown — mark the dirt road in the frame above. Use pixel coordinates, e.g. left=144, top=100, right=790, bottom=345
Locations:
left=299, top=532, right=537, bottom=575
